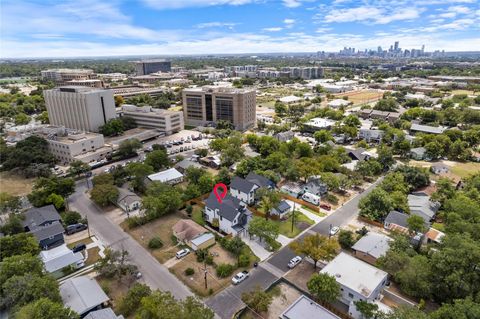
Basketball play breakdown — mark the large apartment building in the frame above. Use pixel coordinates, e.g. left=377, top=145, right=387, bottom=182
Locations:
left=36, top=126, right=113, bottom=164
left=120, top=104, right=184, bottom=135
left=40, top=69, right=101, bottom=87
left=182, top=86, right=256, bottom=130
left=135, top=59, right=171, bottom=75
left=44, top=86, right=117, bottom=132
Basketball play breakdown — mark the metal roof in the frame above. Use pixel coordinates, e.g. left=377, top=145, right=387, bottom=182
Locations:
left=40, top=244, right=83, bottom=273
left=147, top=167, right=183, bottom=183
left=352, top=232, right=392, bottom=259
left=60, top=276, right=109, bottom=315
left=280, top=295, right=340, bottom=319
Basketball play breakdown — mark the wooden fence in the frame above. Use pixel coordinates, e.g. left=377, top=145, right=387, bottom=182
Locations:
left=358, top=216, right=384, bottom=228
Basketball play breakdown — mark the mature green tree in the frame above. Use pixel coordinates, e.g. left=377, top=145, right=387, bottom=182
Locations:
left=289, top=234, right=339, bottom=268
left=359, top=188, right=394, bottom=221
left=0, top=254, right=44, bottom=284
left=197, top=173, right=215, bottom=194
left=241, top=286, right=273, bottom=313
left=395, top=255, right=432, bottom=299
left=92, top=173, right=115, bottom=186
left=94, top=248, right=138, bottom=282
left=343, top=114, right=361, bottom=127
left=338, top=230, right=356, bottom=249
left=394, top=166, right=430, bottom=191
left=144, top=149, right=170, bottom=171
left=136, top=291, right=214, bottom=319
left=125, top=162, right=154, bottom=193
left=374, top=98, right=398, bottom=111
left=216, top=167, right=231, bottom=185
left=28, top=176, right=75, bottom=207
left=185, top=166, right=207, bottom=184
left=406, top=215, right=426, bottom=234
left=307, top=273, right=341, bottom=303
left=314, top=130, right=333, bottom=144
left=356, top=160, right=383, bottom=177
left=425, top=141, right=443, bottom=160
left=142, top=182, right=182, bottom=221
left=257, top=189, right=281, bottom=220
left=0, top=213, right=24, bottom=235
left=119, top=283, right=152, bottom=317
left=1, top=273, right=61, bottom=310
left=377, top=145, right=395, bottom=169
left=0, top=233, right=40, bottom=261
left=430, top=297, right=480, bottom=319
left=0, top=192, right=21, bottom=214
left=117, top=138, right=142, bottom=158
left=67, top=160, right=90, bottom=177
left=99, top=118, right=125, bottom=136
left=354, top=300, right=379, bottom=319
left=62, top=211, right=82, bottom=226
left=15, top=298, right=78, bottom=319
left=90, top=183, right=119, bottom=207
left=248, top=217, right=280, bottom=247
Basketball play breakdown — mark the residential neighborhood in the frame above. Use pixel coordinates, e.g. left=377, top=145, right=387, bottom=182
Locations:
left=1, top=2, right=480, bottom=318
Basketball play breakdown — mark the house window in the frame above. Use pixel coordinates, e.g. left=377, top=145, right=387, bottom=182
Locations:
left=348, top=293, right=354, bottom=299
left=220, top=216, right=223, bottom=221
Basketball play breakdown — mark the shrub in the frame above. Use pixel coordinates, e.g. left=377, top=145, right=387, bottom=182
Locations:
left=205, top=254, right=214, bottom=265
left=238, top=254, right=250, bottom=267
left=216, top=263, right=235, bottom=278
left=338, top=230, right=355, bottom=249
left=171, top=234, right=178, bottom=245
left=266, top=237, right=281, bottom=252
left=186, top=204, right=193, bottom=216
left=62, top=211, right=82, bottom=226
left=185, top=268, right=195, bottom=276
left=325, top=193, right=338, bottom=205
left=148, top=237, right=163, bottom=249
left=208, top=288, right=214, bottom=295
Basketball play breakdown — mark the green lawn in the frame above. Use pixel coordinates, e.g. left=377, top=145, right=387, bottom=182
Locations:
left=432, top=222, right=446, bottom=232
left=450, top=162, right=480, bottom=179
left=276, top=211, right=314, bottom=238
left=191, top=206, right=205, bottom=226
left=301, top=205, right=326, bottom=217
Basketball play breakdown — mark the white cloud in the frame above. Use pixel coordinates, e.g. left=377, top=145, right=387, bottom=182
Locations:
left=374, top=8, right=422, bottom=24
left=141, top=0, right=254, bottom=10
left=282, top=0, right=302, bottom=8
left=315, top=27, right=332, bottom=33
left=196, top=22, right=239, bottom=28
left=263, top=27, right=283, bottom=32
left=283, top=19, right=296, bottom=24
left=324, top=6, right=423, bottom=24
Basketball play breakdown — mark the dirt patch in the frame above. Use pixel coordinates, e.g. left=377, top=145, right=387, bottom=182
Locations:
left=0, top=171, right=35, bottom=196
left=169, top=244, right=238, bottom=296
left=96, top=276, right=132, bottom=314
left=85, top=247, right=101, bottom=265
left=336, top=90, right=383, bottom=106
left=284, top=261, right=318, bottom=292
left=122, top=213, right=183, bottom=263
left=296, top=222, right=310, bottom=231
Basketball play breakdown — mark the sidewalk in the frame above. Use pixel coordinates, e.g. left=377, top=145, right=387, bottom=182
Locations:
left=241, top=234, right=272, bottom=261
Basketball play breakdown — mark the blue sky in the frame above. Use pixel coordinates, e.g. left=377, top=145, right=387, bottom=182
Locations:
left=1, top=0, right=479, bottom=58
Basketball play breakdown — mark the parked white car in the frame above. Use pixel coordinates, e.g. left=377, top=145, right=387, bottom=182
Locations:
left=231, top=271, right=249, bottom=285
left=288, top=256, right=302, bottom=269
left=329, top=226, right=340, bottom=236
left=175, top=248, right=190, bottom=259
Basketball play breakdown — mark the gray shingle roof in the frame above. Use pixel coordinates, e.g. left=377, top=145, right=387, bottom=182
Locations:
left=117, top=188, right=141, bottom=206
left=408, top=192, right=440, bottom=222
left=31, top=222, right=65, bottom=241
left=23, top=205, right=61, bottom=229
left=84, top=308, right=124, bottom=319
left=246, top=172, right=274, bottom=188
left=230, top=176, right=257, bottom=193
left=205, top=192, right=245, bottom=222
left=410, top=123, right=447, bottom=134
left=384, top=210, right=409, bottom=228
left=352, top=232, right=392, bottom=259
left=275, top=200, right=291, bottom=214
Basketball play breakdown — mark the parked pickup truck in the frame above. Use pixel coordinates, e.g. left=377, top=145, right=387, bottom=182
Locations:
left=231, top=270, right=249, bottom=285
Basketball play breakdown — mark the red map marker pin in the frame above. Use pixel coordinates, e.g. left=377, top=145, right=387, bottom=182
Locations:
left=213, top=183, right=228, bottom=204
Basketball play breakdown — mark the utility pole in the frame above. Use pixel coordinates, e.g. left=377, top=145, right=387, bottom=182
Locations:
left=203, top=258, right=208, bottom=290
left=291, top=202, right=296, bottom=233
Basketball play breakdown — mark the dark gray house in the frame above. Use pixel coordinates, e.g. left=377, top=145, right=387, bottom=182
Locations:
left=246, top=172, right=275, bottom=189
left=303, top=177, right=328, bottom=196
left=23, top=205, right=65, bottom=250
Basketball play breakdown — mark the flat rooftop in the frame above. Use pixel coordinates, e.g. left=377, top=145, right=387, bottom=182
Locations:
left=183, top=86, right=255, bottom=94
left=320, top=252, right=388, bottom=298
left=280, top=295, right=340, bottom=319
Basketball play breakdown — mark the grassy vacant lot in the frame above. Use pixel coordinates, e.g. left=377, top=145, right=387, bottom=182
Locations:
left=85, top=247, right=101, bottom=265
left=276, top=211, right=314, bottom=238
left=191, top=206, right=205, bottom=226
left=122, top=213, right=183, bottom=263
left=336, top=90, right=383, bottom=106
left=451, top=89, right=478, bottom=96
left=301, top=205, right=326, bottom=217
left=96, top=276, right=131, bottom=315
left=0, top=171, right=35, bottom=196
left=450, top=162, right=480, bottom=179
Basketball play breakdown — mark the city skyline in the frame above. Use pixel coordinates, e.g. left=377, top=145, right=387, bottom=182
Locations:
left=1, top=0, right=480, bottom=58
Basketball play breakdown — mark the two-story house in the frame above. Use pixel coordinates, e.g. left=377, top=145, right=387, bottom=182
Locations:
left=230, top=176, right=258, bottom=205
left=320, top=252, right=389, bottom=319
left=246, top=172, right=275, bottom=190
left=204, top=191, right=252, bottom=235
left=303, top=177, right=328, bottom=197
left=23, top=205, right=65, bottom=250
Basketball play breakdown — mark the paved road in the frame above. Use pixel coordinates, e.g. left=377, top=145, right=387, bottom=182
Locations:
left=206, top=177, right=384, bottom=318
left=68, top=179, right=193, bottom=300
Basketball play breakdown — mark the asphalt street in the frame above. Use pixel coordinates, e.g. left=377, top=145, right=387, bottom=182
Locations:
left=206, top=177, right=384, bottom=318
left=68, top=179, right=193, bottom=300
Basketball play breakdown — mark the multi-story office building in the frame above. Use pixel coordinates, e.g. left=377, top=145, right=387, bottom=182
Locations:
left=182, top=86, right=256, bottom=131
left=43, top=86, right=116, bottom=132
left=282, top=67, right=324, bottom=79
left=120, top=104, right=184, bottom=135
left=40, top=69, right=99, bottom=87
left=36, top=126, right=113, bottom=164
left=135, top=59, right=171, bottom=75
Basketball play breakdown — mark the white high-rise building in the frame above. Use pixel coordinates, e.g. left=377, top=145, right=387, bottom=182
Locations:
left=43, top=86, right=117, bottom=132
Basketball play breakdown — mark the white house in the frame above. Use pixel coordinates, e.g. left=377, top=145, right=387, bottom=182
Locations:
left=230, top=176, right=258, bottom=205
left=204, top=192, right=252, bottom=235
left=320, top=252, right=388, bottom=319
left=40, top=244, right=84, bottom=276
left=147, top=167, right=184, bottom=185
left=358, top=129, right=384, bottom=143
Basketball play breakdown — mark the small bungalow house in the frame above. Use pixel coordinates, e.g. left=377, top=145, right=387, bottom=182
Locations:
left=352, top=232, right=392, bottom=265
left=280, top=182, right=304, bottom=198
left=175, top=159, right=203, bottom=174
left=117, top=188, right=141, bottom=213
left=172, top=219, right=215, bottom=250
left=348, top=148, right=372, bottom=161
left=23, top=205, right=65, bottom=250
left=303, top=177, right=328, bottom=197
left=410, top=147, right=427, bottom=160
left=230, top=176, right=258, bottom=205
left=40, top=243, right=84, bottom=277
left=204, top=192, right=252, bottom=235
left=270, top=200, right=292, bottom=219
left=274, top=131, right=295, bottom=142
left=200, top=155, right=221, bottom=169
left=408, top=192, right=440, bottom=224
left=60, top=276, right=109, bottom=317
left=430, top=163, right=449, bottom=175
left=85, top=308, right=124, bottom=319
left=384, top=210, right=410, bottom=234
